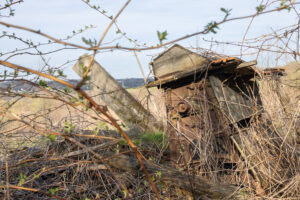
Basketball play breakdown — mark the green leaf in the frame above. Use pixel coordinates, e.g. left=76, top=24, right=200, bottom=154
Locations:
left=57, top=69, right=66, bottom=78
left=122, top=190, right=127, bottom=198
left=157, top=181, right=164, bottom=189
left=47, top=134, right=56, bottom=143
left=220, top=7, right=232, bottom=20
left=278, top=0, right=292, bottom=11
left=157, top=30, right=168, bottom=44
left=133, top=139, right=140, bottom=145
left=118, top=139, right=127, bottom=146
left=220, top=7, right=227, bottom=12
left=39, top=80, right=48, bottom=87
left=81, top=37, right=97, bottom=47
left=48, top=187, right=59, bottom=195
left=156, top=171, right=162, bottom=179
left=13, top=69, right=18, bottom=78
left=78, top=94, right=84, bottom=101
left=63, top=87, right=71, bottom=93
left=138, top=187, right=143, bottom=193
left=69, top=97, right=77, bottom=103
left=64, top=121, right=74, bottom=134
left=143, top=180, right=148, bottom=186
left=151, top=175, right=155, bottom=182
left=4, top=70, right=7, bottom=79
left=17, top=172, right=28, bottom=186
left=256, top=5, right=265, bottom=13
left=204, top=21, right=219, bottom=34
left=83, top=105, right=89, bottom=111
left=178, top=167, right=184, bottom=171
left=80, top=63, right=88, bottom=74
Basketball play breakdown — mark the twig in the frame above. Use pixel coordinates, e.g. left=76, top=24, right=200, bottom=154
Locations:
left=0, top=60, right=159, bottom=197
left=62, top=141, right=119, bottom=158
left=1, top=2, right=299, bottom=53
left=0, top=21, right=91, bottom=50
left=3, top=142, right=10, bottom=200
left=134, top=51, right=147, bottom=84
left=0, top=185, right=67, bottom=200
left=75, top=0, right=132, bottom=89
left=0, top=109, right=131, bottom=197
left=0, top=0, right=23, bottom=11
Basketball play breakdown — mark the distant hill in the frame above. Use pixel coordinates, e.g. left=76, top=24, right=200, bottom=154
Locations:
left=116, top=78, right=153, bottom=88
left=0, top=78, right=149, bottom=92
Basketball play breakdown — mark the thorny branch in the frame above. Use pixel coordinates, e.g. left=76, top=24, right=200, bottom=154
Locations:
left=0, top=1, right=299, bottom=199
left=0, top=1, right=299, bottom=53
left=0, top=60, right=159, bottom=197
left=76, top=0, right=132, bottom=89
left=0, top=185, right=67, bottom=200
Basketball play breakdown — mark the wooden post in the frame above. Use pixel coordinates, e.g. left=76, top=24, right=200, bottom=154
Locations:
left=73, top=54, right=163, bottom=133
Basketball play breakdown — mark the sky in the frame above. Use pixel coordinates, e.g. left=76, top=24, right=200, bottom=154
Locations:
left=1, top=0, right=300, bottom=79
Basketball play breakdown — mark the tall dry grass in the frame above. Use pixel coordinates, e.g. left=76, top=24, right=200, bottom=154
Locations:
left=0, top=72, right=299, bottom=199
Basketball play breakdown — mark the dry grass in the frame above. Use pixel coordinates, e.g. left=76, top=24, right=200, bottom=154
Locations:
left=0, top=68, right=299, bottom=199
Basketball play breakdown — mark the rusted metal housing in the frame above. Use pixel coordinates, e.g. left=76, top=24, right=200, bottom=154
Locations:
left=148, top=44, right=262, bottom=164
left=263, top=67, right=286, bottom=76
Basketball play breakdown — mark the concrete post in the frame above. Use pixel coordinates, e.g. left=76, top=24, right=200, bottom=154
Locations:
left=73, top=54, right=163, bottom=133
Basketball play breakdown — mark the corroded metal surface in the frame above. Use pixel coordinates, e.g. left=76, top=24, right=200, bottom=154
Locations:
left=164, top=78, right=226, bottom=164
left=152, top=45, right=262, bottom=165
left=164, top=72, right=261, bottom=164
left=209, top=75, right=262, bottom=123
left=263, top=68, right=286, bottom=76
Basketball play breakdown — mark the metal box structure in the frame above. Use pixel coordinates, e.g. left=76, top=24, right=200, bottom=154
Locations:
left=148, top=44, right=262, bottom=164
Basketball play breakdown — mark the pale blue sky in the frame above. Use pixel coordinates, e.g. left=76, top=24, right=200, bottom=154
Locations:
left=1, top=0, right=299, bottom=78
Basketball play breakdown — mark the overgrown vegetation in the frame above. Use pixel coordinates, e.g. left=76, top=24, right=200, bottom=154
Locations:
left=0, top=0, right=299, bottom=199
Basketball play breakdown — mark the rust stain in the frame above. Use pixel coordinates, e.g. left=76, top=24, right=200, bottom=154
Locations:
left=210, top=57, right=237, bottom=65
left=263, top=68, right=286, bottom=76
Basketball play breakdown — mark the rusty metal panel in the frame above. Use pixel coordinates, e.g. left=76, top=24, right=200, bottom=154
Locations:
left=209, top=75, right=261, bottom=123
left=164, top=74, right=261, bottom=164
left=165, top=79, right=227, bottom=164
left=152, top=45, right=263, bottom=166
left=152, top=44, right=209, bottom=80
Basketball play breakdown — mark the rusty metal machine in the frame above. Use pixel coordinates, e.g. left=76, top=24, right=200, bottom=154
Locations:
left=147, top=44, right=262, bottom=165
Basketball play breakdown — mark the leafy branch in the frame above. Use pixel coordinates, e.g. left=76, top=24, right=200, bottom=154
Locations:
left=82, top=37, right=97, bottom=48
left=204, top=21, right=219, bottom=34
left=220, top=7, right=232, bottom=21
left=2, top=1, right=300, bottom=52
left=256, top=5, right=266, bottom=14
left=157, top=30, right=168, bottom=45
